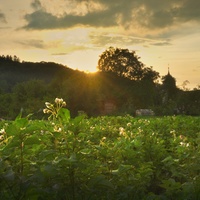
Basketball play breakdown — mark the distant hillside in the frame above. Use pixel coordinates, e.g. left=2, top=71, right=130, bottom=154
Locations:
left=0, top=55, right=75, bottom=92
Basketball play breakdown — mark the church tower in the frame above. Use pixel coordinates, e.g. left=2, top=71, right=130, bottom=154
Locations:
left=161, top=67, right=177, bottom=100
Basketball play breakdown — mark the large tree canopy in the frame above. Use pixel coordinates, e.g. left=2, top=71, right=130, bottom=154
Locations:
left=97, top=47, right=159, bottom=81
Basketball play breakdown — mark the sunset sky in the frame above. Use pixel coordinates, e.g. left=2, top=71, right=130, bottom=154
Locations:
left=0, top=0, right=200, bottom=89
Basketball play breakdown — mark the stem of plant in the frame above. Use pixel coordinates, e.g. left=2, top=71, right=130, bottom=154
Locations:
left=20, top=141, right=24, bottom=176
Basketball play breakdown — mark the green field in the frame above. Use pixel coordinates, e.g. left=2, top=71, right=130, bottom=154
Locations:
left=0, top=100, right=200, bottom=199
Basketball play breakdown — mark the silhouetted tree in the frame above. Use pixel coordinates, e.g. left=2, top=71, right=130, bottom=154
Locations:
left=142, top=66, right=160, bottom=82
left=97, top=47, right=145, bottom=80
left=97, top=47, right=160, bottom=82
left=12, top=80, right=48, bottom=118
left=177, top=89, right=200, bottom=115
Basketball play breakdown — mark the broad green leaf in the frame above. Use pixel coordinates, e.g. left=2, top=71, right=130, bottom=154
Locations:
left=3, top=138, right=20, bottom=150
left=111, top=164, right=133, bottom=175
left=6, top=124, right=19, bottom=136
left=111, top=169, right=119, bottom=175
left=14, top=117, right=29, bottom=129
left=3, top=169, right=15, bottom=181
left=161, top=156, right=173, bottom=163
left=58, top=108, right=70, bottom=122
left=72, top=115, right=85, bottom=125
left=39, top=150, right=56, bottom=159
left=53, top=155, right=68, bottom=165
left=88, top=175, right=114, bottom=190
left=80, top=148, right=91, bottom=155
left=15, top=111, right=22, bottom=120
left=25, top=135, right=41, bottom=145
left=42, top=164, right=57, bottom=177
left=133, top=139, right=143, bottom=148
left=68, top=152, right=77, bottom=162
left=160, top=178, right=182, bottom=191
left=118, top=164, right=134, bottom=173
left=25, top=121, right=49, bottom=133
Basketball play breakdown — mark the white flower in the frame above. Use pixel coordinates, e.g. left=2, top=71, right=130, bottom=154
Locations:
left=0, top=135, right=4, bottom=140
left=55, top=98, right=66, bottom=106
left=119, top=127, right=125, bottom=135
left=90, top=126, right=95, bottom=131
left=55, top=98, right=63, bottom=104
left=54, top=126, right=62, bottom=132
left=62, top=101, right=66, bottom=107
left=180, top=142, right=190, bottom=147
left=127, top=122, right=131, bottom=127
left=45, top=102, right=53, bottom=109
left=102, top=137, right=106, bottom=140
left=0, top=128, right=5, bottom=134
left=58, top=128, right=62, bottom=132
left=55, top=98, right=60, bottom=104
left=43, top=108, right=49, bottom=113
left=138, top=127, right=143, bottom=133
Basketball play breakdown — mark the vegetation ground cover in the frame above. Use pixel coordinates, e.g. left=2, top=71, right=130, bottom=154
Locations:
left=0, top=99, right=200, bottom=199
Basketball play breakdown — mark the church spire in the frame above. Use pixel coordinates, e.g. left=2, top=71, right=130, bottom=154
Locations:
left=168, top=65, right=170, bottom=75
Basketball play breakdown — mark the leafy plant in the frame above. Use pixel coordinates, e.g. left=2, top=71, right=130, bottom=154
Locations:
left=0, top=99, right=200, bottom=199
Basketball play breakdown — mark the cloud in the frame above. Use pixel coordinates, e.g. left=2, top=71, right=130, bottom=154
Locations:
left=89, top=32, right=171, bottom=47
left=194, top=66, right=200, bottom=71
left=0, top=12, right=7, bottom=23
left=150, top=41, right=172, bottom=46
left=51, top=45, right=89, bottom=55
left=31, top=0, right=42, bottom=10
left=23, top=0, right=200, bottom=38
left=177, top=0, right=200, bottom=21
left=51, top=52, right=67, bottom=56
left=17, top=39, right=46, bottom=48
left=23, top=8, right=117, bottom=30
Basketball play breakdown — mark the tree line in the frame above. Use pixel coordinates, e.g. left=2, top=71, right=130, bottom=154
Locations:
left=0, top=48, right=199, bottom=119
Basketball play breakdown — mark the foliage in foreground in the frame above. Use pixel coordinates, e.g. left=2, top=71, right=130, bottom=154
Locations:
left=0, top=99, right=200, bottom=199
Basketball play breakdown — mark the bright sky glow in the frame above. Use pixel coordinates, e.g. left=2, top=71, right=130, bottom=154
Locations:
left=0, top=0, right=200, bottom=89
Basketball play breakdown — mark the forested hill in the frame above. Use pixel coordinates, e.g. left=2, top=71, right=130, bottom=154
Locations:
left=0, top=55, right=199, bottom=119
left=0, top=55, right=75, bottom=92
